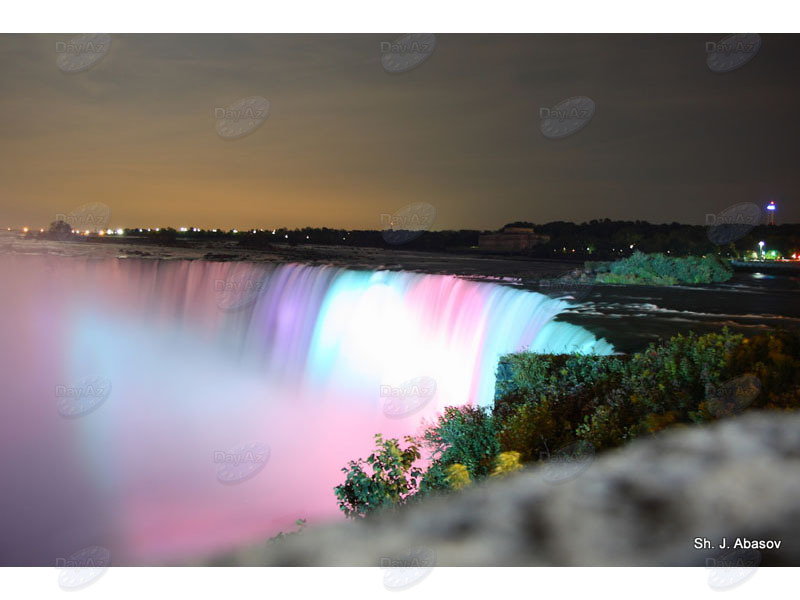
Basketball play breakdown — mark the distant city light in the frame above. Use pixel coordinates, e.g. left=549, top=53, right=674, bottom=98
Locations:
left=116, top=228, right=124, bottom=235
left=180, top=227, right=188, bottom=232
left=22, top=227, right=29, bottom=233
left=767, top=200, right=777, bottom=225
left=232, top=229, right=238, bottom=234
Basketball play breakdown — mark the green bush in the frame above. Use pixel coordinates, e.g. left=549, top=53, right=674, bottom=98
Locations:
left=495, top=328, right=800, bottom=454
left=334, top=328, right=800, bottom=517
left=594, top=251, right=733, bottom=285
left=584, top=260, right=612, bottom=274
left=417, top=405, right=499, bottom=493
left=268, top=519, right=307, bottom=544
left=333, top=434, right=422, bottom=519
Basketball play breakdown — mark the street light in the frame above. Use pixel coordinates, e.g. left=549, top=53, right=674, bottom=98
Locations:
left=758, top=240, right=765, bottom=260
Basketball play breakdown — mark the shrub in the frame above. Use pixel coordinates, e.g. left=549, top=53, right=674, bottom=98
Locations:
left=491, top=451, right=523, bottom=477
left=495, top=328, right=797, bottom=455
left=418, top=405, right=499, bottom=486
left=334, top=433, right=422, bottom=519
left=336, top=328, right=800, bottom=516
left=268, top=519, right=307, bottom=544
left=594, top=251, right=733, bottom=285
left=445, top=464, right=472, bottom=490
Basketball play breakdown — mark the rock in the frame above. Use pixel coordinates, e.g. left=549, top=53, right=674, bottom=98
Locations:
left=204, top=412, right=800, bottom=566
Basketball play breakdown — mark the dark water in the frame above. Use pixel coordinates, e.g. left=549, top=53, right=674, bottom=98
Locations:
left=540, top=271, right=800, bottom=353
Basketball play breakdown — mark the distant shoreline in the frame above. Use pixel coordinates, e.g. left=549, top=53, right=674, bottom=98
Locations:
left=731, top=260, right=800, bottom=274
left=0, top=232, right=586, bottom=282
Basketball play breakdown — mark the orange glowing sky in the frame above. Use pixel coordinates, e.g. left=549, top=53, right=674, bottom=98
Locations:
left=1, top=33, right=798, bottom=230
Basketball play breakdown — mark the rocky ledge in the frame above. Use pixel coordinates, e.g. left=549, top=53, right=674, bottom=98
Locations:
left=206, top=412, right=800, bottom=567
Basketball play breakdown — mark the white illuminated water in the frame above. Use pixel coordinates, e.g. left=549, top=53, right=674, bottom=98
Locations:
left=0, top=255, right=613, bottom=565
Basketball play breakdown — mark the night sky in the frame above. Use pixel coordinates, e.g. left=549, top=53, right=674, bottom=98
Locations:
left=1, top=33, right=798, bottom=230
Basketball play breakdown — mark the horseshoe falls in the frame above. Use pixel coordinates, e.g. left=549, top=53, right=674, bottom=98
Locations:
left=0, top=255, right=613, bottom=565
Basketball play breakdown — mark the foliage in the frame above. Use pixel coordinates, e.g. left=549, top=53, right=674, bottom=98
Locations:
left=47, top=220, right=73, bottom=238
left=417, top=405, right=500, bottom=493
left=267, top=518, right=307, bottom=544
left=445, top=464, right=472, bottom=490
left=335, top=328, right=800, bottom=516
left=491, top=451, right=523, bottom=477
left=694, top=328, right=800, bottom=416
left=48, top=218, right=800, bottom=262
left=496, top=328, right=800, bottom=454
left=594, top=251, right=733, bottom=285
left=333, top=433, right=422, bottom=519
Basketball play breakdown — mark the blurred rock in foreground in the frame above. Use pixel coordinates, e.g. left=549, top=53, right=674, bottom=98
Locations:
left=205, top=412, right=800, bottom=566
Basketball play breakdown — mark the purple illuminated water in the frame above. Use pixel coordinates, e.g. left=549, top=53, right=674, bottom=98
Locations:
left=0, top=255, right=613, bottom=565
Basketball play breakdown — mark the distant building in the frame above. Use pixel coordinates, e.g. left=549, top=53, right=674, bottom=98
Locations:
left=478, top=226, right=550, bottom=252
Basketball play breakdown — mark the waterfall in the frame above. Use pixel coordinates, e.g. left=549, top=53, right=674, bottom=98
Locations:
left=0, top=255, right=613, bottom=565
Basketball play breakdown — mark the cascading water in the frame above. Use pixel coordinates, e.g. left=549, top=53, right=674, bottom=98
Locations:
left=0, top=255, right=613, bottom=565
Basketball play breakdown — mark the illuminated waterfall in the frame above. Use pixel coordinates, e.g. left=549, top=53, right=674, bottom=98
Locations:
left=0, top=255, right=613, bottom=565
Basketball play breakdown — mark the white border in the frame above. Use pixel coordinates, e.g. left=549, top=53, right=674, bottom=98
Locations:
left=1, top=3, right=798, bottom=597
left=0, top=0, right=796, bottom=33
left=2, top=566, right=798, bottom=599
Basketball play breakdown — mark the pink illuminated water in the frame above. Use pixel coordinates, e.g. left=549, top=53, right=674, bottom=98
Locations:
left=0, top=255, right=613, bottom=565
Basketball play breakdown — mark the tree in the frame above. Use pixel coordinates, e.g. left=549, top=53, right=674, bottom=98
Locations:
left=418, top=405, right=499, bottom=493
left=48, top=220, right=73, bottom=239
left=153, top=227, right=177, bottom=244
left=334, top=434, right=422, bottom=519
